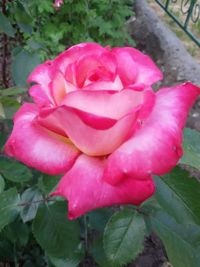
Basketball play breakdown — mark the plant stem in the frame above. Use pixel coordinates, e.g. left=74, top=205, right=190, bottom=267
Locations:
left=18, top=196, right=54, bottom=207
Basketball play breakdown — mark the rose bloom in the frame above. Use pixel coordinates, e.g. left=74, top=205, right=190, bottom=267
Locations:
left=53, top=0, right=64, bottom=9
left=5, top=43, right=200, bottom=219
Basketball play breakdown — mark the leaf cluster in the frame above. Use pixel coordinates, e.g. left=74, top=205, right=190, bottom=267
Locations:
left=1, top=0, right=135, bottom=62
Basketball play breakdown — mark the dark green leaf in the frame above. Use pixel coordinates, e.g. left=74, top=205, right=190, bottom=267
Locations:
left=0, top=187, right=20, bottom=232
left=12, top=50, right=41, bottom=86
left=0, top=12, right=15, bottom=37
left=181, top=128, right=200, bottom=170
left=0, top=240, right=14, bottom=261
left=88, top=208, right=113, bottom=232
left=0, top=157, right=32, bottom=183
left=0, top=120, right=13, bottom=150
left=0, top=102, right=5, bottom=118
left=14, top=2, right=33, bottom=34
left=0, top=87, right=27, bottom=97
left=20, top=187, right=43, bottom=223
left=0, top=97, right=21, bottom=119
left=0, top=174, right=5, bottom=194
left=38, top=174, right=60, bottom=194
left=49, top=257, right=79, bottom=267
left=151, top=211, right=200, bottom=267
left=32, top=201, right=80, bottom=258
left=103, top=209, right=145, bottom=266
left=3, top=219, right=29, bottom=246
left=154, top=167, right=200, bottom=224
left=91, top=237, right=112, bottom=267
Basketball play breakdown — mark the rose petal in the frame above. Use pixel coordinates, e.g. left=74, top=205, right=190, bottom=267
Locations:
left=5, top=103, right=80, bottom=175
left=54, top=43, right=106, bottom=74
left=112, top=47, right=163, bottom=86
left=62, top=89, right=145, bottom=119
left=52, top=155, right=155, bottom=219
left=84, top=75, right=123, bottom=91
left=39, top=105, right=137, bottom=156
left=27, top=61, right=55, bottom=104
left=29, top=85, right=51, bottom=108
left=75, top=51, right=116, bottom=88
left=27, top=60, right=52, bottom=86
left=104, top=82, right=200, bottom=184
left=50, top=71, right=76, bottom=105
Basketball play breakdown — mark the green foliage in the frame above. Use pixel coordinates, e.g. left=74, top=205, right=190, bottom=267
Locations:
left=5, top=0, right=135, bottom=63
left=38, top=174, right=61, bottom=194
left=154, top=166, right=200, bottom=225
left=150, top=211, right=200, bottom=267
left=150, top=164, right=200, bottom=266
left=3, top=218, right=30, bottom=246
left=32, top=201, right=82, bottom=259
left=181, top=128, right=200, bottom=170
left=0, top=11, right=15, bottom=37
left=103, top=209, right=146, bottom=266
left=11, top=49, right=41, bottom=86
left=88, top=208, right=113, bottom=232
left=0, top=188, right=20, bottom=232
left=90, top=237, right=112, bottom=267
left=0, top=157, right=32, bottom=183
left=0, top=175, right=5, bottom=194
left=20, top=187, right=43, bottom=223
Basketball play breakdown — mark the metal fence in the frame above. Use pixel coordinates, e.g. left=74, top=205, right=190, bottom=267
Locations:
left=154, top=0, right=200, bottom=47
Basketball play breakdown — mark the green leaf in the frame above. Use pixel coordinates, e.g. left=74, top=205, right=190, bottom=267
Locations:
left=0, top=87, right=27, bottom=97
left=14, top=2, right=33, bottom=34
left=0, top=120, right=13, bottom=150
left=0, top=102, right=5, bottom=119
left=38, top=174, right=60, bottom=194
left=0, top=188, right=20, bottom=232
left=181, top=128, right=200, bottom=170
left=49, top=243, right=84, bottom=267
left=12, top=50, right=41, bottom=86
left=154, top=166, right=200, bottom=224
left=88, top=208, right=113, bottom=232
left=0, top=97, right=20, bottom=119
left=0, top=240, right=14, bottom=261
left=0, top=175, right=5, bottom=194
left=0, top=12, right=15, bottom=37
left=103, top=209, right=146, bottom=266
left=91, top=237, right=112, bottom=267
left=20, top=187, right=43, bottom=223
left=3, top=219, right=29, bottom=246
left=151, top=211, right=200, bottom=267
left=0, top=157, right=32, bottom=183
left=32, top=201, right=80, bottom=258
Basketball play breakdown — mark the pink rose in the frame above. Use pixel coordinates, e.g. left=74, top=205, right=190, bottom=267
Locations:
left=5, top=43, right=200, bottom=219
left=53, top=0, right=64, bottom=9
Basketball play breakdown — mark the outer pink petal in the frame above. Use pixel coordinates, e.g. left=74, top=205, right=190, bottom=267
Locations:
left=39, top=105, right=137, bottom=156
left=62, top=89, right=144, bottom=119
left=4, top=103, right=80, bottom=175
left=27, top=60, right=53, bottom=86
left=52, top=155, right=155, bottom=219
left=104, top=82, right=200, bottom=185
left=54, top=43, right=106, bottom=74
left=112, top=47, right=163, bottom=86
left=29, top=85, right=51, bottom=107
left=27, top=61, right=54, bottom=104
